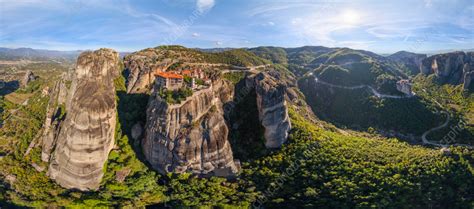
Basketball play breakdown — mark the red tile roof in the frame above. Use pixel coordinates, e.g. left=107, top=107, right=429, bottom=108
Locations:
left=182, top=70, right=192, bottom=76
left=155, top=71, right=183, bottom=79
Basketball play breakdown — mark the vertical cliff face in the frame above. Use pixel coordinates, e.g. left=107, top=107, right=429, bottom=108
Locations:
left=123, top=49, right=175, bottom=94
left=47, top=49, right=119, bottom=190
left=143, top=80, right=239, bottom=176
left=463, top=55, right=474, bottom=91
left=124, top=54, right=155, bottom=94
left=246, top=71, right=292, bottom=148
left=41, top=76, right=68, bottom=162
left=396, top=80, right=414, bottom=96
left=420, top=52, right=474, bottom=91
left=21, top=70, right=36, bottom=87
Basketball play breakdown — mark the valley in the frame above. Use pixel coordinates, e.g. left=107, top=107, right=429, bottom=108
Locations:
left=2, top=1, right=473, bottom=207
left=0, top=46, right=472, bottom=208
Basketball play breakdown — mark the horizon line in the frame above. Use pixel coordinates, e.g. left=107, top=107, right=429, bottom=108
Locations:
left=1, top=45, right=473, bottom=55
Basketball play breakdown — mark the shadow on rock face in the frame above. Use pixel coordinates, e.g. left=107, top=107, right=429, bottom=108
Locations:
left=0, top=80, right=19, bottom=96
left=116, top=90, right=150, bottom=162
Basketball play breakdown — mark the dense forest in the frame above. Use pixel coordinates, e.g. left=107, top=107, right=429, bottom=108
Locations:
left=0, top=66, right=472, bottom=208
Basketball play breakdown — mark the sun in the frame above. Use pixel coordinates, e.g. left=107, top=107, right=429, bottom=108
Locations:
left=340, top=10, right=361, bottom=25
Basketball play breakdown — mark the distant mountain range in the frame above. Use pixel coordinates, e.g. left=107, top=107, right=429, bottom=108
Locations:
left=0, top=47, right=130, bottom=61
left=2, top=46, right=472, bottom=62
left=0, top=47, right=81, bottom=61
left=419, top=48, right=474, bottom=56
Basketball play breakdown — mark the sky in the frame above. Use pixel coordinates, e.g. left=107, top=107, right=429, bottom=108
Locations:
left=0, top=0, right=473, bottom=53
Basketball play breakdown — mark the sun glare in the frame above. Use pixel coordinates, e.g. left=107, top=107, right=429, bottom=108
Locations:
left=341, top=10, right=361, bottom=25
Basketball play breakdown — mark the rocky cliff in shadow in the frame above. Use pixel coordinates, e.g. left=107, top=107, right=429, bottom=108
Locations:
left=245, top=71, right=292, bottom=148
left=142, top=79, right=240, bottom=177
left=40, top=72, right=70, bottom=162
left=421, top=51, right=474, bottom=91
left=46, top=48, right=119, bottom=190
left=388, top=51, right=427, bottom=75
left=21, top=70, right=36, bottom=87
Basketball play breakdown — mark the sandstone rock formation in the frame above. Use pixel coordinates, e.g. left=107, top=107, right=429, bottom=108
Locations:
left=47, top=49, right=119, bottom=190
left=420, top=52, right=474, bottom=91
left=246, top=72, right=291, bottom=148
left=142, top=79, right=240, bottom=176
left=131, top=122, right=143, bottom=141
left=396, top=79, right=414, bottom=96
left=463, top=63, right=473, bottom=91
left=41, top=78, right=66, bottom=162
left=21, top=70, right=36, bottom=87
left=124, top=49, right=175, bottom=94
left=41, top=70, right=73, bottom=162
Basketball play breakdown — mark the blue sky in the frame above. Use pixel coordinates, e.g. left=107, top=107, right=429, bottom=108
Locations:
left=0, top=0, right=473, bottom=53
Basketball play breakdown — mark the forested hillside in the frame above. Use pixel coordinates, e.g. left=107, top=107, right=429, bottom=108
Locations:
left=1, top=66, right=472, bottom=208
left=0, top=46, right=473, bottom=208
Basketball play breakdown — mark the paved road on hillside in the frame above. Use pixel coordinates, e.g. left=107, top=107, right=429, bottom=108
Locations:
left=421, top=112, right=474, bottom=149
left=421, top=112, right=451, bottom=146
left=313, top=76, right=473, bottom=149
left=313, top=77, right=412, bottom=99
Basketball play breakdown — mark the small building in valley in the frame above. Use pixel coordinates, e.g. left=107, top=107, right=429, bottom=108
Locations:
left=396, top=79, right=414, bottom=96
left=155, top=71, right=184, bottom=90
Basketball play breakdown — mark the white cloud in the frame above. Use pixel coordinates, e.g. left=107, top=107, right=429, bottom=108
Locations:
left=268, top=21, right=275, bottom=26
left=192, top=32, right=200, bottom=37
left=291, top=18, right=302, bottom=25
left=215, top=41, right=223, bottom=46
left=123, top=4, right=176, bottom=27
left=424, top=0, right=433, bottom=8
left=196, top=0, right=215, bottom=13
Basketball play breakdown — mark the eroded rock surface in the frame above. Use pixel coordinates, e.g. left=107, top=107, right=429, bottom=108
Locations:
left=41, top=77, right=67, bottom=162
left=421, top=52, right=474, bottom=91
left=131, top=122, right=143, bottom=140
left=142, top=80, right=240, bottom=176
left=463, top=63, right=474, bottom=91
left=47, top=49, right=119, bottom=190
left=21, top=70, right=36, bottom=87
left=246, top=72, right=291, bottom=148
left=396, top=79, right=414, bottom=96
left=124, top=49, right=175, bottom=94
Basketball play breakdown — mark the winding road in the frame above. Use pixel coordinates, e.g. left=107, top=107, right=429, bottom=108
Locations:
left=421, top=111, right=450, bottom=146
left=313, top=76, right=473, bottom=149
left=420, top=112, right=474, bottom=149
left=313, top=77, right=413, bottom=99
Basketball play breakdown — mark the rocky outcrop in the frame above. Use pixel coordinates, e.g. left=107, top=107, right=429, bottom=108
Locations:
left=41, top=71, right=73, bottom=162
left=142, top=79, right=239, bottom=177
left=246, top=71, right=292, bottom=148
left=388, top=51, right=426, bottom=75
left=420, top=52, right=474, bottom=91
left=124, top=49, right=175, bottom=94
left=21, top=70, right=36, bottom=87
left=131, top=123, right=143, bottom=140
left=463, top=63, right=474, bottom=91
left=41, top=79, right=66, bottom=162
left=396, top=79, right=414, bottom=96
left=47, top=49, right=119, bottom=190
